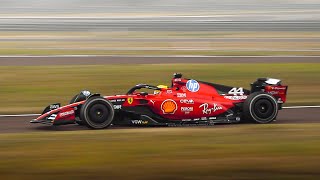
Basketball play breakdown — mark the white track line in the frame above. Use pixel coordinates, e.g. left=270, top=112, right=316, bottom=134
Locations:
left=1, top=55, right=320, bottom=58
left=282, top=106, right=320, bottom=109
left=0, top=114, right=41, bottom=117
left=0, top=106, right=319, bottom=117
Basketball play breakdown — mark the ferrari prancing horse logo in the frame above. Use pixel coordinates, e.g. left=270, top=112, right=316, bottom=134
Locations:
left=127, top=97, right=133, bottom=104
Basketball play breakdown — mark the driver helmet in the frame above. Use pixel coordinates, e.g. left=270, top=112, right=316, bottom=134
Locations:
left=154, top=85, right=168, bottom=94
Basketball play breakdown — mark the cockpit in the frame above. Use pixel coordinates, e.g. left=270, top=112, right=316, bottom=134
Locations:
left=126, top=73, right=183, bottom=96
left=126, top=84, right=163, bottom=95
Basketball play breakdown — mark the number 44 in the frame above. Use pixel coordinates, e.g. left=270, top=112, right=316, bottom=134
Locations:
left=228, top=87, right=244, bottom=95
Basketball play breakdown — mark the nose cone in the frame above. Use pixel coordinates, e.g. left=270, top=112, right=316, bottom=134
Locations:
left=30, top=119, right=38, bottom=123
left=30, top=113, right=55, bottom=125
left=30, top=118, right=53, bottom=125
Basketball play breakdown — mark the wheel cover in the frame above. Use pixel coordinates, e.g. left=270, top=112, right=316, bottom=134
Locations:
left=88, top=104, right=109, bottom=124
left=81, top=98, right=114, bottom=129
left=252, top=98, right=276, bottom=122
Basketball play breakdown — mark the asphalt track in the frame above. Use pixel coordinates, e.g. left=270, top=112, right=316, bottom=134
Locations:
left=0, top=56, right=319, bottom=66
left=1, top=18, right=320, bottom=31
left=0, top=56, right=319, bottom=133
left=0, top=108, right=319, bottom=134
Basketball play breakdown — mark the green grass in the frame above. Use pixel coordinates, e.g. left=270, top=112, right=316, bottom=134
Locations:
left=0, top=31, right=319, bottom=56
left=1, top=124, right=320, bottom=179
left=2, top=30, right=320, bottom=38
left=1, top=49, right=320, bottom=56
left=0, top=63, right=319, bottom=114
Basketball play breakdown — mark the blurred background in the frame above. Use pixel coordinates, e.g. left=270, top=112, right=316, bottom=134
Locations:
left=0, top=0, right=320, bottom=56
left=2, top=0, right=320, bottom=19
left=1, top=1, right=320, bottom=180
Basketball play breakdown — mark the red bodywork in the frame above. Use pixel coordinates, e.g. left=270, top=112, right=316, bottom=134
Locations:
left=32, top=76, right=288, bottom=126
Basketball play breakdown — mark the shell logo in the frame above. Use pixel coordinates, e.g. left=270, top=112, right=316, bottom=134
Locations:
left=161, top=99, right=177, bottom=114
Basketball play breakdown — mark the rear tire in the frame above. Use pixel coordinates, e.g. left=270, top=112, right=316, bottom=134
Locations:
left=80, top=96, right=114, bottom=129
left=243, top=92, right=278, bottom=123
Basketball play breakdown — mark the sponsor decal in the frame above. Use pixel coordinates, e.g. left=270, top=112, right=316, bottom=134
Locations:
left=161, top=99, right=177, bottom=114
left=186, top=79, right=200, bottom=92
left=180, top=99, right=194, bottom=104
left=131, top=120, right=148, bottom=125
left=270, top=86, right=286, bottom=90
left=199, top=103, right=223, bottom=114
left=59, top=110, right=74, bottom=117
left=183, top=118, right=214, bottom=121
left=224, top=95, right=247, bottom=100
left=110, top=98, right=126, bottom=103
left=166, top=90, right=173, bottom=94
left=177, top=93, right=187, bottom=98
left=174, top=78, right=182, bottom=82
left=181, top=107, right=193, bottom=112
left=113, top=105, right=122, bottom=110
left=127, top=97, right=134, bottom=104
left=269, top=91, right=285, bottom=95
left=50, top=104, right=60, bottom=110
left=269, top=91, right=279, bottom=95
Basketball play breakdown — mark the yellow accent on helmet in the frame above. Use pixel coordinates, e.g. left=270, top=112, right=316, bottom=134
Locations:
left=154, top=85, right=168, bottom=94
left=157, top=85, right=168, bottom=89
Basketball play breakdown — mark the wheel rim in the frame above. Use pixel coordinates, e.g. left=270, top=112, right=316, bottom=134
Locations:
left=252, top=98, right=275, bottom=121
left=88, top=104, right=109, bottom=124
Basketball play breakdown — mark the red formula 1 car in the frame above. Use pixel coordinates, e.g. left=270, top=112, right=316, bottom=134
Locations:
left=31, top=73, right=288, bottom=129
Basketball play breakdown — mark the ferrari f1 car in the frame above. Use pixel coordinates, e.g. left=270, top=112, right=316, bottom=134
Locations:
left=31, top=73, right=288, bottom=129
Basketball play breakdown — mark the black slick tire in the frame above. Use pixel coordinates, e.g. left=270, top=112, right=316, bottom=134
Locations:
left=80, top=96, right=114, bottom=129
left=243, top=92, right=278, bottom=123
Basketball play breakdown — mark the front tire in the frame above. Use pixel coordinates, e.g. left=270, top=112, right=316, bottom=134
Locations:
left=80, top=97, right=114, bottom=129
left=243, top=92, right=278, bottom=123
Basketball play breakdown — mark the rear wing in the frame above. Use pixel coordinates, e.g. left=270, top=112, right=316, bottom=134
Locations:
left=264, top=85, right=288, bottom=104
left=251, top=78, right=288, bottom=104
